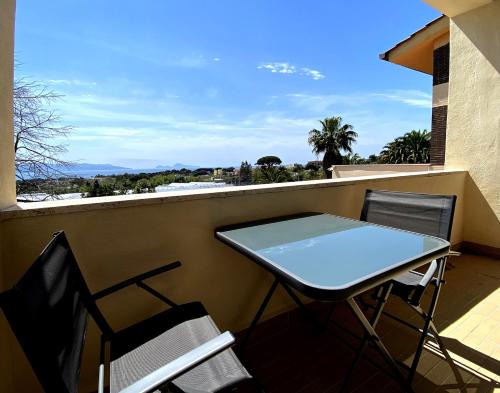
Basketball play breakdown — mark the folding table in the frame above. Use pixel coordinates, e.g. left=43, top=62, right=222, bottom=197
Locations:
left=215, top=213, right=450, bottom=391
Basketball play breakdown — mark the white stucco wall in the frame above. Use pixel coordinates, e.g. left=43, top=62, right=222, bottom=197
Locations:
left=445, top=1, right=500, bottom=248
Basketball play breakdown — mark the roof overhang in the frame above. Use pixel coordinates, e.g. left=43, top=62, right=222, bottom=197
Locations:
left=421, top=0, right=492, bottom=17
left=380, top=15, right=449, bottom=75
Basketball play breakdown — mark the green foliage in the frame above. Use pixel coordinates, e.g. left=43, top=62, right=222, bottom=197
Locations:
left=308, top=116, right=358, bottom=178
left=252, top=166, right=291, bottom=184
left=305, top=161, right=321, bottom=171
left=304, top=169, right=324, bottom=180
left=239, top=161, right=252, bottom=184
left=379, top=129, right=431, bottom=164
left=81, top=180, right=117, bottom=198
left=134, top=178, right=155, bottom=194
left=341, top=153, right=363, bottom=164
left=256, top=156, right=282, bottom=168
left=149, top=174, right=176, bottom=187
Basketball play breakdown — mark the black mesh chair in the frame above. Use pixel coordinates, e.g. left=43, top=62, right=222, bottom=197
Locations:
left=360, top=189, right=457, bottom=384
left=0, top=231, right=253, bottom=393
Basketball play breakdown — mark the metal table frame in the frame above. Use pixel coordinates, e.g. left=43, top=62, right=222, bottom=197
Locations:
left=215, top=213, right=450, bottom=392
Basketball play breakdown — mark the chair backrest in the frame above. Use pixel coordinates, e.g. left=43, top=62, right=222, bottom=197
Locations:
left=360, top=189, right=456, bottom=241
left=0, top=231, right=108, bottom=393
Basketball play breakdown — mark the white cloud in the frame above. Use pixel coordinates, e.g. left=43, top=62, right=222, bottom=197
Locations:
left=54, top=86, right=430, bottom=166
left=212, top=57, right=221, bottom=62
left=257, top=62, right=296, bottom=74
left=371, top=90, right=432, bottom=108
left=258, top=62, right=326, bottom=80
left=284, top=89, right=431, bottom=112
left=300, top=68, right=325, bottom=80
left=47, top=79, right=97, bottom=87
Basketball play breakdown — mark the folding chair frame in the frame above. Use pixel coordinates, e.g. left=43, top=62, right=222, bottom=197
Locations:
left=0, top=231, right=253, bottom=393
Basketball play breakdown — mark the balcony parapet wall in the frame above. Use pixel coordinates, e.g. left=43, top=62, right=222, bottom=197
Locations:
left=0, top=170, right=472, bottom=393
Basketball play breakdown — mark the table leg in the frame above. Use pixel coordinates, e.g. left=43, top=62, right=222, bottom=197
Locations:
left=280, top=281, right=320, bottom=329
left=239, top=278, right=279, bottom=349
left=344, top=295, right=413, bottom=392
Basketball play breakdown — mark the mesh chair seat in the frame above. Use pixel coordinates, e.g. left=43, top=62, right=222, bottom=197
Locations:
left=107, top=299, right=251, bottom=393
left=110, top=306, right=251, bottom=393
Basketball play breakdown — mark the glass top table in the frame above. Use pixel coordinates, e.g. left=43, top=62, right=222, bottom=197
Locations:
left=216, top=212, right=450, bottom=392
left=215, top=213, right=450, bottom=301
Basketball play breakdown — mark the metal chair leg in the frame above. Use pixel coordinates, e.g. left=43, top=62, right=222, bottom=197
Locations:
left=340, top=283, right=410, bottom=393
left=408, top=259, right=446, bottom=383
left=345, top=296, right=413, bottom=392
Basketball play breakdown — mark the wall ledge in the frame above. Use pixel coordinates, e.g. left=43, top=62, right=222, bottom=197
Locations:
left=0, top=170, right=466, bottom=221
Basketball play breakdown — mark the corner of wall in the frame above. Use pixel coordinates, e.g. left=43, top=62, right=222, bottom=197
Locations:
left=445, top=1, right=500, bottom=249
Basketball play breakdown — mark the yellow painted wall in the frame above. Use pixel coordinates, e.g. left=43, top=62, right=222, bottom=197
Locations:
left=0, top=0, right=16, bottom=209
left=330, top=164, right=438, bottom=179
left=0, top=0, right=16, bottom=391
left=0, top=172, right=465, bottom=392
left=445, top=1, right=500, bottom=248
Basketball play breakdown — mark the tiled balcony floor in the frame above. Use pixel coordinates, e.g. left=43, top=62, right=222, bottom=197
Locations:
left=236, top=254, right=500, bottom=393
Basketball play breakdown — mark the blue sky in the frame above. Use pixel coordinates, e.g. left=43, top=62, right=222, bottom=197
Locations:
left=14, top=0, right=440, bottom=168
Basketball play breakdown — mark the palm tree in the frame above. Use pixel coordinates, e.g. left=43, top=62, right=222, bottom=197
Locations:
left=379, top=129, right=430, bottom=164
left=308, top=117, right=358, bottom=178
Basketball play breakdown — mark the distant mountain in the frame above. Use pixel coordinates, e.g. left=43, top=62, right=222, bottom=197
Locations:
left=155, top=163, right=200, bottom=170
left=63, top=163, right=131, bottom=171
left=18, top=163, right=203, bottom=179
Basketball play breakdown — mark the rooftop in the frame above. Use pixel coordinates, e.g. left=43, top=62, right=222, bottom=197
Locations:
left=380, top=15, right=449, bottom=74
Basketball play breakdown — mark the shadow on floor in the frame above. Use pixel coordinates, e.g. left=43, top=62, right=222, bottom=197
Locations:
left=236, top=254, right=500, bottom=393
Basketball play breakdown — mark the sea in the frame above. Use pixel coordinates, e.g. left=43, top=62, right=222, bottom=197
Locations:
left=57, top=167, right=169, bottom=178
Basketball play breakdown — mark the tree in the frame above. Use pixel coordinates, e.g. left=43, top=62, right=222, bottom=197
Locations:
left=255, top=156, right=282, bottom=169
left=379, top=129, right=431, bottom=164
left=239, top=161, right=252, bottom=185
left=255, top=156, right=284, bottom=183
left=308, top=116, right=358, bottom=178
left=305, top=161, right=321, bottom=171
left=134, top=178, right=155, bottom=194
left=253, top=165, right=291, bottom=184
left=14, top=77, right=73, bottom=197
left=81, top=180, right=116, bottom=198
left=291, top=163, right=304, bottom=172
left=342, top=153, right=363, bottom=165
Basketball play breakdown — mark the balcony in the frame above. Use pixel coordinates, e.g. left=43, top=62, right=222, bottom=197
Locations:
left=1, top=169, right=499, bottom=392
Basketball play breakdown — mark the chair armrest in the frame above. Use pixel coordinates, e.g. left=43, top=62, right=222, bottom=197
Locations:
left=98, top=363, right=105, bottom=393
left=118, top=331, right=235, bottom=393
left=409, top=260, right=438, bottom=306
left=417, top=260, right=438, bottom=289
left=93, top=261, right=181, bottom=300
